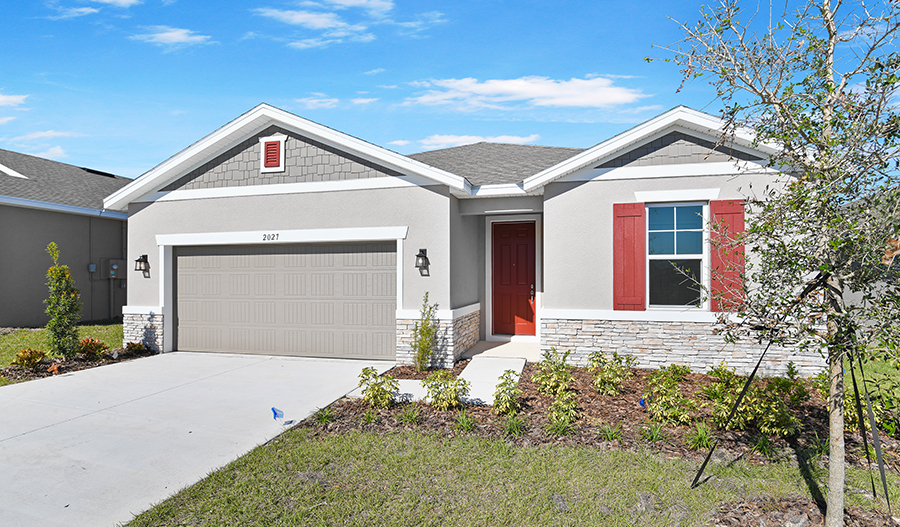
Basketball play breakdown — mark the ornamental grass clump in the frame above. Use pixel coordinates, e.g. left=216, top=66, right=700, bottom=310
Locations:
left=358, top=366, right=399, bottom=410
left=44, top=242, right=81, bottom=358
left=421, top=370, right=471, bottom=411
left=587, top=351, right=637, bottom=396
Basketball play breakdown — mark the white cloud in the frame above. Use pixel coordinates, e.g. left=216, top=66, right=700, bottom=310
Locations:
left=32, top=146, right=68, bottom=159
left=254, top=8, right=365, bottom=31
left=0, top=93, right=28, bottom=107
left=419, top=134, right=540, bottom=150
left=390, top=11, right=446, bottom=34
left=131, top=26, right=213, bottom=48
left=351, top=97, right=378, bottom=104
left=47, top=6, right=100, bottom=19
left=88, top=0, right=142, bottom=6
left=388, top=139, right=411, bottom=146
left=325, top=0, right=393, bottom=17
left=406, top=76, right=647, bottom=110
left=0, top=117, right=14, bottom=125
left=296, top=96, right=340, bottom=109
left=364, top=68, right=385, bottom=75
left=9, top=130, right=79, bottom=142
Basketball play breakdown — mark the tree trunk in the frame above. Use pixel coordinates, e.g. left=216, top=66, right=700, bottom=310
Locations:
left=825, top=275, right=845, bottom=527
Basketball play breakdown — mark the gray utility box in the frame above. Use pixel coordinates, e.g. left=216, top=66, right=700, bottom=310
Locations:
left=101, top=258, right=126, bottom=280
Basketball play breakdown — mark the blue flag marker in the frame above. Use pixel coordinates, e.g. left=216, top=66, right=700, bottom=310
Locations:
left=272, top=407, right=284, bottom=420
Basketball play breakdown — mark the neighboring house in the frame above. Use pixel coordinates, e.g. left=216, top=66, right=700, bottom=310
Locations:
left=103, top=104, right=825, bottom=375
left=0, top=149, right=130, bottom=327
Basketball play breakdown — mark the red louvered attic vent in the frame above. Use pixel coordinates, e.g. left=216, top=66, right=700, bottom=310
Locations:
left=264, top=141, right=280, bottom=168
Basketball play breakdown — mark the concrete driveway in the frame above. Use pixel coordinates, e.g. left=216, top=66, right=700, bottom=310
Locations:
left=0, top=352, right=391, bottom=527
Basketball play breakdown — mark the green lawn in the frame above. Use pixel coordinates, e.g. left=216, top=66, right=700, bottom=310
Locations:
left=0, top=324, right=123, bottom=367
left=124, top=428, right=898, bottom=527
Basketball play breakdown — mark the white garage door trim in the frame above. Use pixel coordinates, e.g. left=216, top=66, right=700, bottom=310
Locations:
left=155, top=226, right=409, bottom=353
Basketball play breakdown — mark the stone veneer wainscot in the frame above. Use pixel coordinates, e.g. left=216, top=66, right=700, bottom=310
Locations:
left=123, top=313, right=164, bottom=352
left=396, top=309, right=480, bottom=369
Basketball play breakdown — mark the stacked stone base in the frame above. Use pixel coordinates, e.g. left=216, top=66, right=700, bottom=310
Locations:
left=540, top=318, right=825, bottom=377
left=123, top=313, right=164, bottom=352
left=396, top=310, right=481, bottom=369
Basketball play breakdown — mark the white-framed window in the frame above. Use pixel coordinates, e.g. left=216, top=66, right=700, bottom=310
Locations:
left=646, top=202, right=708, bottom=308
left=259, top=135, right=287, bottom=173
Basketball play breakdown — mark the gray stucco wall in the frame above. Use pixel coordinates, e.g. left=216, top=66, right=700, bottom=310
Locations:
left=449, top=196, right=481, bottom=309
left=0, top=205, right=127, bottom=327
left=542, top=173, right=778, bottom=310
left=126, top=184, right=452, bottom=312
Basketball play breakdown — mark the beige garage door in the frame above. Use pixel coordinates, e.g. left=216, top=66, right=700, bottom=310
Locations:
left=174, top=243, right=396, bottom=359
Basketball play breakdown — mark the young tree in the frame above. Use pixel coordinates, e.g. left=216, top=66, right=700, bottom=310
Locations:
left=659, top=1, right=900, bottom=523
left=45, top=242, right=82, bottom=358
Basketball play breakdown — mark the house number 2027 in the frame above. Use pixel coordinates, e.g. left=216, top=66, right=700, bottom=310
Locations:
left=262, top=233, right=279, bottom=241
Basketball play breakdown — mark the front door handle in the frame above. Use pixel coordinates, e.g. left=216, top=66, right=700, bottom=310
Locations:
left=530, top=283, right=535, bottom=301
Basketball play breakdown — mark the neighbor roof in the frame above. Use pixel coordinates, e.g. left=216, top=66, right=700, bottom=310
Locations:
left=408, top=142, right=584, bottom=187
left=0, top=148, right=131, bottom=210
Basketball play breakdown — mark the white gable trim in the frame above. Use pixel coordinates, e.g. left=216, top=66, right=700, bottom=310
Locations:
left=0, top=195, right=128, bottom=220
left=104, top=103, right=469, bottom=212
left=0, top=162, right=28, bottom=180
left=523, top=106, right=777, bottom=192
left=556, top=160, right=778, bottom=184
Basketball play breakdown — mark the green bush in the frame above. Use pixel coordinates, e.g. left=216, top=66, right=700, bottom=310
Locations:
left=532, top=348, right=572, bottom=397
left=813, top=368, right=894, bottom=434
left=492, top=369, right=522, bottom=416
left=421, top=370, right=471, bottom=411
left=358, top=367, right=399, bottom=409
left=412, top=292, right=439, bottom=372
left=704, top=363, right=799, bottom=437
left=587, top=351, right=636, bottom=396
left=13, top=348, right=46, bottom=369
left=646, top=365, right=696, bottom=425
left=79, top=338, right=108, bottom=360
left=44, top=242, right=81, bottom=358
left=546, top=389, right=579, bottom=436
left=126, top=341, right=149, bottom=354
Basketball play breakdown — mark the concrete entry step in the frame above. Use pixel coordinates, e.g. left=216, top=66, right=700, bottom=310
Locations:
left=461, top=341, right=541, bottom=362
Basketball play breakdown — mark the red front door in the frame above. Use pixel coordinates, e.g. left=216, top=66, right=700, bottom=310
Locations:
left=492, top=222, right=536, bottom=335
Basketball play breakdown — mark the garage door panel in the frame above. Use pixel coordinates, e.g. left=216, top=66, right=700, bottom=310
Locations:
left=175, top=243, right=396, bottom=358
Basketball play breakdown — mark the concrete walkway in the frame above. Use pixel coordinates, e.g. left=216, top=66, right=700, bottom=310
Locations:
left=0, top=352, right=391, bottom=527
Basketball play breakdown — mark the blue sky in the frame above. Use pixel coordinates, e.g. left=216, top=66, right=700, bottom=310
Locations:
left=0, top=0, right=726, bottom=179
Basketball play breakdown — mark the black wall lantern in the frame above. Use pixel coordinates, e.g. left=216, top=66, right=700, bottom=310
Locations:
left=134, top=254, right=149, bottom=272
left=415, top=249, right=429, bottom=276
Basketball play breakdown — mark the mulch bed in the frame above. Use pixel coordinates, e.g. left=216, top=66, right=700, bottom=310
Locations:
left=0, top=346, right=157, bottom=383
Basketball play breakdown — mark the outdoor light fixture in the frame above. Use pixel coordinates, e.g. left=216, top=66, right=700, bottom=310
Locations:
left=415, top=249, right=429, bottom=276
left=134, top=254, right=149, bottom=272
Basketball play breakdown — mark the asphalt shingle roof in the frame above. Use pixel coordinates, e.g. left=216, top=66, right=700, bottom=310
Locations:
left=0, top=148, right=131, bottom=210
left=407, top=142, right=584, bottom=187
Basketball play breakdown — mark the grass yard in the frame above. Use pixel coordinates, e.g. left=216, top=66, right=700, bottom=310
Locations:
left=0, top=324, right=123, bottom=374
left=124, top=428, right=899, bottom=527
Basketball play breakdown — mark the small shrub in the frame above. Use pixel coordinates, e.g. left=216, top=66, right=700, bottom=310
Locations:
left=598, top=422, right=623, bottom=442
left=398, top=404, right=421, bottom=425
left=493, top=369, right=522, bottom=416
left=412, top=292, right=439, bottom=372
left=703, top=363, right=800, bottom=437
left=503, top=413, right=526, bottom=437
left=455, top=410, right=476, bottom=432
left=13, top=348, right=46, bottom=369
left=532, top=348, right=572, bottom=397
left=421, top=370, right=471, bottom=411
left=588, top=351, right=636, bottom=396
left=546, top=389, right=578, bottom=436
left=45, top=242, right=81, bottom=358
left=126, top=341, right=149, bottom=354
left=640, top=423, right=665, bottom=443
left=314, top=406, right=335, bottom=423
left=685, top=423, right=716, bottom=450
left=361, top=410, right=379, bottom=425
left=358, top=367, right=399, bottom=409
left=79, top=338, right=108, bottom=360
left=646, top=365, right=696, bottom=425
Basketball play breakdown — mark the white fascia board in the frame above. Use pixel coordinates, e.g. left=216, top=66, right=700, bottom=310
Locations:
left=0, top=195, right=128, bottom=220
left=522, top=106, right=776, bottom=192
left=135, top=173, right=439, bottom=204
left=105, top=104, right=469, bottom=211
left=156, top=226, right=409, bottom=247
left=0, top=162, right=28, bottom=179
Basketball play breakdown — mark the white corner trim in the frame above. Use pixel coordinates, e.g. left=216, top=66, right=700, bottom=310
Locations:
left=634, top=188, right=721, bottom=203
left=134, top=174, right=438, bottom=204
left=156, top=226, right=409, bottom=247
left=395, top=302, right=481, bottom=321
left=259, top=134, right=286, bottom=173
left=0, top=162, right=28, bottom=179
left=122, top=306, right=163, bottom=315
left=540, top=308, right=722, bottom=323
left=0, top=195, right=129, bottom=220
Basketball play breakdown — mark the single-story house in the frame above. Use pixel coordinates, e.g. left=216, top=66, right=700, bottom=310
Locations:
left=0, top=148, right=130, bottom=327
left=103, top=104, right=825, bottom=375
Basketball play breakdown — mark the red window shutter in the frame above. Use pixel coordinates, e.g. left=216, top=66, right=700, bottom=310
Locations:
left=710, top=199, right=745, bottom=312
left=613, top=202, right=646, bottom=311
left=263, top=141, right=280, bottom=168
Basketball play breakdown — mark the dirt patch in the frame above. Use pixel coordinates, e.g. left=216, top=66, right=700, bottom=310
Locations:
left=710, top=495, right=899, bottom=526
